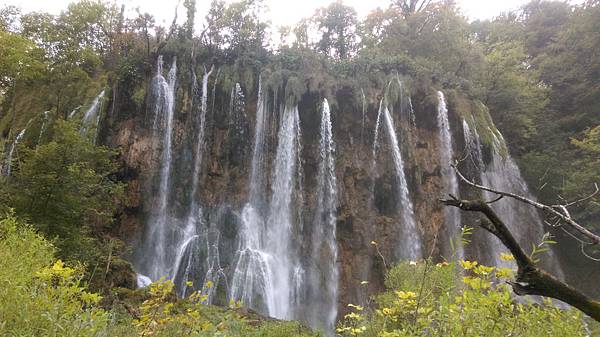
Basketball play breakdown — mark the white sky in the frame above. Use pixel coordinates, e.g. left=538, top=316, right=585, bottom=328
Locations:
left=4, top=0, right=536, bottom=26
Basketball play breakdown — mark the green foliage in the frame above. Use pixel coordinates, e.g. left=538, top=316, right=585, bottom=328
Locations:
left=0, top=30, right=46, bottom=90
left=313, top=1, right=358, bottom=59
left=2, top=119, right=124, bottom=265
left=338, top=259, right=587, bottom=337
left=476, top=2, right=600, bottom=230
left=204, top=0, right=268, bottom=56
left=566, top=125, right=600, bottom=227
left=0, top=213, right=110, bottom=336
left=183, top=0, right=196, bottom=40
left=0, top=212, right=319, bottom=336
left=134, top=279, right=214, bottom=336
left=529, top=232, right=557, bottom=263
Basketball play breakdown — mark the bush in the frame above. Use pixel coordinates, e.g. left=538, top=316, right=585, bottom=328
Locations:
left=338, top=258, right=588, bottom=337
left=2, top=119, right=125, bottom=281
left=0, top=212, right=110, bottom=336
left=0, top=213, right=320, bottom=337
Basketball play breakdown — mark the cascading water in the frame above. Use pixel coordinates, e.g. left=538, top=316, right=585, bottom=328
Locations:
left=37, top=111, right=49, bottom=145
left=264, top=104, right=302, bottom=319
left=436, top=91, right=464, bottom=259
left=373, top=99, right=422, bottom=260
left=229, top=83, right=246, bottom=134
left=121, top=58, right=569, bottom=330
left=248, top=77, right=269, bottom=209
left=3, top=128, right=26, bottom=176
left=68, top=106, right=81, bottom=119
left=139, top=55, right=177, bottom=281
left=407, top=97, right=416, bottom=129
left=306, top=98, right=339, bottom=332
left=230, top=77, right=274, bottom=312
left=80, top=90, right=105, bottom=144
left=230, top=100, right=303, bottom=321
left=361, top=88, right=366, bottom=143
left=462, top=116, right=563, bottom=277
left=226, top=82, right=248, bottom=164
left=170, top=65, right=223, bottom=299
left=462, top=118, right=485, bottom=178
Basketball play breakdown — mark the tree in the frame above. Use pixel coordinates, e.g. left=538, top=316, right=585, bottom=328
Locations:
left=132, top=10, right=156, bottom=57
left=183, top=0, right=196, bottom=40
left=203, top=0, right=268, bottom=57
left=2, top=120, right=124, bottom=264
left=204, top=0, right=226, bottom=49
left=292, top=18, right=312, bottom=49
left=0, top=30, right=46, bottom=94
left=441, top=164, right=600, bottom=321
left=567, top=126, right=600, bottom=226
left=0, top=30, right=46, bottom=131
left=19, top=5, right=112, bottom=117
left=0, top=5, right=20, bottom=32
left=392, top=0, right=433, bottom=17
left=471, top=39, right=547, bottom=155
left=475, top=1, right=600, bottom=227
left=313, top=1, right=358, bottom=59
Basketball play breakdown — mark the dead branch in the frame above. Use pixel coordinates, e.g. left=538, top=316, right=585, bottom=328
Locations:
left=451, top=162, right=600, bottom=245
left=440, top=197, right=600, bottom=321
left=563, top=183, right=599, bottom=207
left=156, top=0, right=181, bottom=54
left=486, top=195, right=504, bottom=204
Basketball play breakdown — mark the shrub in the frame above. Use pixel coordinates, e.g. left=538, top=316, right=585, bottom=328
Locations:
left=338, top=258, right=587, bottom=337
left=0, top=213, right=110, bottom=336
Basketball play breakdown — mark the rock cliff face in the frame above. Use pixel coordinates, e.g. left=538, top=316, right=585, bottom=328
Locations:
left=100, top=55, right=564, bottom=329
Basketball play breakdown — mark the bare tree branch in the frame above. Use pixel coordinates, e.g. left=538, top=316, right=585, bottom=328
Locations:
left=416, top=0, right=433, bottom=12
left=156, top=0, right=181, bottom=54
left=486, top=195, right=504, bottom=204
left=563, top=183, right=599, bottom=207
left=451, top=162, right=600, bottom=245
left=440, top=197, right=600, bottom=321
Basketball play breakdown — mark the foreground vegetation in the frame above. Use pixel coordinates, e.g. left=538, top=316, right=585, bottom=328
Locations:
left=0, top=213, right=321, bottom=336
left=338, top=260, right=595, bottom=336
left=3, top=211, right=597, bottom=336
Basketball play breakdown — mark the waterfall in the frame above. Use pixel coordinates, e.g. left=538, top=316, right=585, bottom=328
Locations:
left=3, top=128, right=26, bottom=176
left=408, top=97, right=416, bottom=128
left=373, top=99, right=422, bottom=260
left=68, top=106, right=81, bottom=119
left=37, top=111, right=49, bottom=145
left=462, top=117, right=563, bottom=277
left=80, top=90, right=105, bottom=144
left=171, top=230, right=223, bottom=301
left=264, top=104, right=302, bottom=319
left=248, top=77, right=268, bottom=208
left=360, top=88, right=366, bottom=143
left=462, top=119, right=484, bottom=172
left=307, top=99, right=339, bottom=331
left=436, top=91, right=463, bottom=259
left=136, top=274, right=152, bottom=288
left=226, top=82, right=247, bottom=164
left=230, top=101, right=303, bottom=320
left=229, top=83, right=246, bottom=133
left=187, top=66, right=213, bottom=223
left=169, top=65, right=222, bottom=298
left=230, top=78, right=274, bottom=312
left=140, top=55, right=177, bottom=280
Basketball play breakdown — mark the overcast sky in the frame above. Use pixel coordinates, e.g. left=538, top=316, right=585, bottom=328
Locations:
left=1, top=0, right=552, bottom=28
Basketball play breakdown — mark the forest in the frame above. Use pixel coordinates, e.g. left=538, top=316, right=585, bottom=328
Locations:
left=0, top=0, right=599, bottom=336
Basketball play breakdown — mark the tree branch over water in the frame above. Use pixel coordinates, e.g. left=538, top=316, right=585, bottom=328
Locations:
left=450, top=161, right=600, bottom=246
left=440, top=195, right=600, bottom=321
